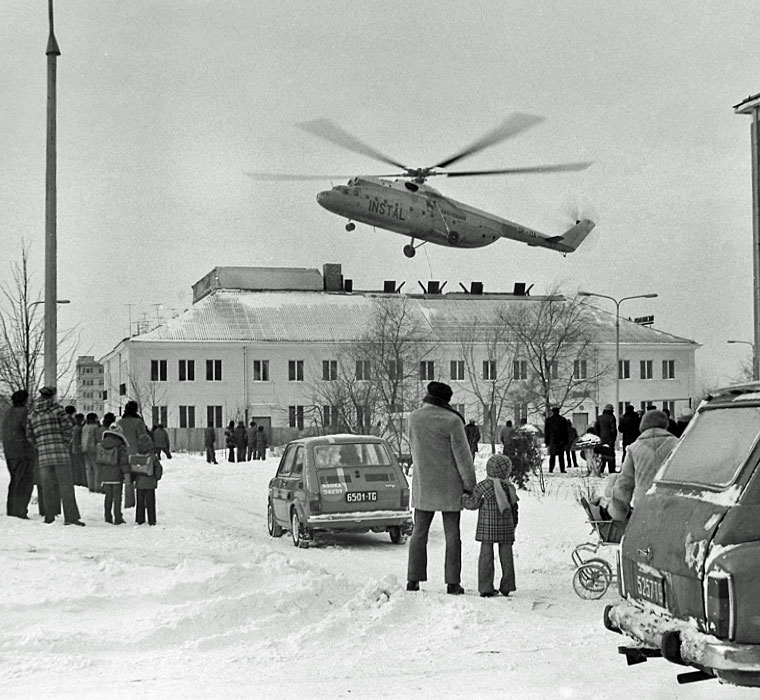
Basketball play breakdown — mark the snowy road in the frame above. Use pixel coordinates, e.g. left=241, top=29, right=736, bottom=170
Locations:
left=0, top=450, right=754, bottom=699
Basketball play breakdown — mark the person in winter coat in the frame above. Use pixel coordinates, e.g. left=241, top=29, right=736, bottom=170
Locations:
left=406, top=381, right=476, bottom=596
left=70, top=413, right=87, bottom=487
left=463, top=454, right=519, bottom=597
left=81, top=413, right=101, bottom=492
left=500, top=420, right=514, bottom=455
left=225, top=421, right=236, bottom=462
left=544, top=406, right=569, bottom=473
left=465, top=419, right=481, bottom=459
left=673, top=408, right=693, bottom=438
left=2, top=389, right=35, bottom=519
left=234, top=421, right=247, bottom=462
left=255, top=425, right=268, bottom=460
left=97, top=424, right=130, bottom=524
left=204, top=425, right=218, bottom=464
left=151, top=423, right=172, bottom=459
left=594, top=404, right=618, bottom=474
left=618, top=405, right=641, bottom=461
left=26, top=386, right=84, bottom=526
left=117, top=401, right=148, bottom=457
left=131, top=433, right=163, bottom=525
left=246, top=421, right=257, bottom=460
left=608, top=410, right=679, bottom=521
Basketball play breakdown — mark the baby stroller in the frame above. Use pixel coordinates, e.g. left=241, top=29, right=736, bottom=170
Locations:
left=571, top=494, right=625, bottom=599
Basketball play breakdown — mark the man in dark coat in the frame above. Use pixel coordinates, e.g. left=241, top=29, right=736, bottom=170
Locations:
left=406, top=381, right=476, bottom=596
left=152, top=423, right=172, bottom=459
left=2, top=390, right=36, bottom=518
left=26, top=386, right=85, bottom=526
left=618, top=404, right=641, bottom=461
left=464, top=419, right=480, bottom=459
left=234, top=421, right=247, bottom=462
left=204, top=425, right=218, bottom=464
left=544, top=406, right=569, bottom=473
left=594, top=403, right=618, bottom=474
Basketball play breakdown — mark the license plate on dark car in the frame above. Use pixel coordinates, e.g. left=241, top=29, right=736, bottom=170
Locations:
left=635, top=569, right=665, bottom=607
left=346, top=491, right=377, bottom=503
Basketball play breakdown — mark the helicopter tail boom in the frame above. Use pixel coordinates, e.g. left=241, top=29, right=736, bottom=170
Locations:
left=545, top=218, right=595, bottom=252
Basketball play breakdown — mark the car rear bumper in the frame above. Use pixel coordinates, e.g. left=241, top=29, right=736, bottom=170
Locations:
left=606, top=598, right=760, bottom=672
left=306, top=509, right=413, bottom=530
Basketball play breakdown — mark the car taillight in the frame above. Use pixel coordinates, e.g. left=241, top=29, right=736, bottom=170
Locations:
left=309, top=498, right=321, bottom=515
left=401, top=488, right=409, bottom=509
left=705, top=570, right=735, bottom=640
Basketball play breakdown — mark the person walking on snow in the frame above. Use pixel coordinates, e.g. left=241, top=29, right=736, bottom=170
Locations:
left=594, top=404, right=618, bottom=474
left=463, top=454, right=519, bottom=597
left=465, top=419, right=480, bottom=460
left=406, top=381, right=475, bottom=596
left=544, top=406, right=568, bottom=473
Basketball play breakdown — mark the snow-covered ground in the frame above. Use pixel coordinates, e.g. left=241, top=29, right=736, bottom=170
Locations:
left=0, top=448, right=753, bottom=699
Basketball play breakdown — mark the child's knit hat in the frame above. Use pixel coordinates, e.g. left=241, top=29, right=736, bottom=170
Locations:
left=137, top=433, right=154, bottom=453
left=486, top=454, right=512, bottom=480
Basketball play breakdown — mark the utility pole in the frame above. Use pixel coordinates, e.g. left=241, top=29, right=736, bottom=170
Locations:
left=44, top=0, right=60, bottom=388
left=734, top=93, right=760, bottom=381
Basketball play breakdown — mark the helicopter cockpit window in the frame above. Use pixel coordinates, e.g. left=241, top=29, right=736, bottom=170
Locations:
left=348, top=178, right=358, bottom=186
left=404, top=182, right=419, bottom=192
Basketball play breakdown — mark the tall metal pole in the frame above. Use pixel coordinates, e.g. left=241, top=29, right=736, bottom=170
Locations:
left=614, top=300, right=621, bottom=418
left=44, top=0, right=60, bottom=388
left=734, top=94, right=760, bottom=382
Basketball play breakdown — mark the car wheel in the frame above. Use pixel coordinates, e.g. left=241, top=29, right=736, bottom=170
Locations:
left=388, top=526, right=406, bottom=544
left=291, top=509, right=309, bottom=549
left=267, top=500, right=283, bottom=538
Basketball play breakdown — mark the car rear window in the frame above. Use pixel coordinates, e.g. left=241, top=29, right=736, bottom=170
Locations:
left=314, top=442, right=391, bottom=469
left=658, top=406, right=760, bottom=488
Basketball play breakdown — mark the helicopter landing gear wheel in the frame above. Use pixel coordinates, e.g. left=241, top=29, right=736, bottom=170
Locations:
left=345, top=222, right=356, bottom=232
left=403, top=244, right=416, bottom=258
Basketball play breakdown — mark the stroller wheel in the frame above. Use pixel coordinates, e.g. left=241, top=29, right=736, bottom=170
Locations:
left=573, top=562, right=610, bottom=599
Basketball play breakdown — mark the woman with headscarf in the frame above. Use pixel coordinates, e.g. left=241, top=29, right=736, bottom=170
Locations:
left=463, top=454, right=519, bottom=597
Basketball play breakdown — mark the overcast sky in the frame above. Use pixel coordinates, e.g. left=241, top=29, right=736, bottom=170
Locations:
left=2, top=0, right=759, bottom=388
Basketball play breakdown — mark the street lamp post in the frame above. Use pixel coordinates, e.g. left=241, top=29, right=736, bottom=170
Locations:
left=578, top=291, right=659, bottom=417
left=727, top=340, right=758, bottom=381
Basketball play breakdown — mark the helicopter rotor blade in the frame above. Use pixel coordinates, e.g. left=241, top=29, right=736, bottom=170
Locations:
left=431, top=113, right=545, bottom=170
left=439, top=162, right=593, bottom=178
left=246, top=171, right=407, bottom=182
left=296, top=119, right=408, bottom=171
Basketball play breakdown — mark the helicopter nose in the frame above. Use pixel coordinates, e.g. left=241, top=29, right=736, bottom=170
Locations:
left=316, top=190, right=333, bottom=211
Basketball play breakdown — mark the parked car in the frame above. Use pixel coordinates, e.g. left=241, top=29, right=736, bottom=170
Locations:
left=267, top=434, right=413, bottom=548
left=604, top=381, right=760, bottom=687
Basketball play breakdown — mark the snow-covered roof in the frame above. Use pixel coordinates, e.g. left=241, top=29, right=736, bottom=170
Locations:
left=129, top=289, right=698, bottom=347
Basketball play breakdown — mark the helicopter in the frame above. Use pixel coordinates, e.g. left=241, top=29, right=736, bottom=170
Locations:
left=248, top=114, right=595, bottom=259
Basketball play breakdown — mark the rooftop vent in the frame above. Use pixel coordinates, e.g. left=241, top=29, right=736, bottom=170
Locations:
left=383, top=280, right=397, bottom=293
left=471, top=282, right=483, bottom=295
left=344, top=279, right=353, bottom=292
left=513, top=282, right=526, bottom=296
left=634, top=315, right=655, bottom=326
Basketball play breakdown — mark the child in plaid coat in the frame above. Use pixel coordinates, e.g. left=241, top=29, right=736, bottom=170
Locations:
left=463, top=454, right=519, bottom=597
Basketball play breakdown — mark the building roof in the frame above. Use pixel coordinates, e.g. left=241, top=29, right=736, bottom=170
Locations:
left=127, top=289, right=698, bottom=347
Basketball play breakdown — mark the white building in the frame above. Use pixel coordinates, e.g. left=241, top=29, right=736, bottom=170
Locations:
left=99, top=264, right=699, bottom=449
left=74, top=355, right=104, bottom=415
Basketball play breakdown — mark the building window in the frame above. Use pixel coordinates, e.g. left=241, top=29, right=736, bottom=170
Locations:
left=450, top=360, right=465, bottom=381
left=355, top=360, right=371, bottom=381
left=151, top=406, right=167, bottom=426
left=206, top=359, right=222, bottom=381
left=179, top=405, right=196, bottom=428
left=119, top=384, right=126, bottom=396
left=419, top=360, right=435, bottom=381
left=178, top=359, right=195, bottom=382
left=453, top=403, right=466, bottom=419
left=573, top=359, right=587, bottom=380
left=356, top=405, right=370, bottom=431
left=483, top=360, right=496, bottom=381
left=515, top=403, right=528, bottom=423
left=151, top=359, right=167, bottom=382
left=322, top=360, right=338, bottom=381
left=323, top=405, right=339, bottom=427
left=640, top=360, right=653, bottom=380
left=388, top=360, right=403, bottom=380
left=662, top=359, right=676, bottom=379
left=663, top=400, right=675, bottom=416
left=207, top=405, right=223, bottom=428
left=288, top=360, right=304, bottom=381
left=619, top=359, right=630, bottom=380
left=289, top=405, right=305, bottom=430
left=513, top=360, right=527, bottom=380
left=253, top=360, right=269, bottom=382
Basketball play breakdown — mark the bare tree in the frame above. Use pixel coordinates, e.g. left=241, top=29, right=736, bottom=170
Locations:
left=455, top=314, right=517, bottom=453
left=498, top=289, right=603, bottom=419
left=0, top=244, right=79, bottom=395
left=127, top=371, right=168, bottom=424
